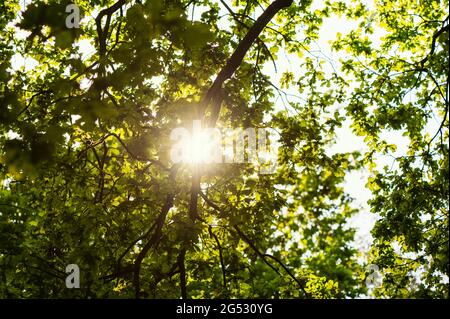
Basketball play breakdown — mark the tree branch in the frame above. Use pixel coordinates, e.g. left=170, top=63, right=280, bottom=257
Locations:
left=200, top=191, right=309, bottom=298
left=177, top=247, right=187, bottom=299
left=219, top=0, right=278, bottom=72
left=208, top=226, right=228, bottom=293
left=263, top=254, right=309, bottom=297
left=201, top=0, right=294, bottom=126
left=186, top=3, right=294, bottom=283
left=419, top=17, right=449, bottom=68
left=76, top=133, right=169, bottom=171
left=132, top=165, right=179, bottom=298
left=95, top=0, right=128, bottom=75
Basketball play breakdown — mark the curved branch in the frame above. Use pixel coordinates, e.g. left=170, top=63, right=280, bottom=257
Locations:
left=76, top=133, right=169, bottom=171
left=419, top=17, right=449, bottom=68
left=219, top=0, right=278, bottom=72
left=95, top=0, right=128, bottom=57
left=200, top=191, right=309, bottom=298
left=132, top=165, right=179, bottom=298
left=115, top=220, right=157, bottom=277
left=232, top=224, right=280, bottom=275
left=263, top=254, right=309, bottom=297
left=201, top=0, right=294, bottom=126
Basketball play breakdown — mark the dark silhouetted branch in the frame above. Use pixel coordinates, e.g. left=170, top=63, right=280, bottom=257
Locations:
left=177, top=247, right=187, bottom=299
left=133, top=165, right=179, bottom=298
left=200, top=191, right=310, bottom=298
left=209, top=226, right=228, bottom=292
left=201, top=0, right=294, bottom=126
left=419, top=17, right=449, bottom=68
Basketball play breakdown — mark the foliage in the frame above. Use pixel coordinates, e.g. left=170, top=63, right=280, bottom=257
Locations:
left=0, top=0, right=448, bottom=298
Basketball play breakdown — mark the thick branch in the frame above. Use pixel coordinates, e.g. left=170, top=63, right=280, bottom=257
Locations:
left=95, top=0, right=128, bottom=74
left=201, top=0, right=294, bottom=126
left=189, top=0, right=293, bottom=225
left=219, top=0, right=278, bottom=72
left=419, top=17, right=449, bottom=67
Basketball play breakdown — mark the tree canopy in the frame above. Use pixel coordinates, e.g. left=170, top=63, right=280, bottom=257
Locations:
left=0, top=0, right=448, bottom=298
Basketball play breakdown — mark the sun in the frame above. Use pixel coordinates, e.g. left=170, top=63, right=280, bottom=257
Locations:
left=170, top=122, right=223, bottom=164
left=184, top=130, right=215, bottom=164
